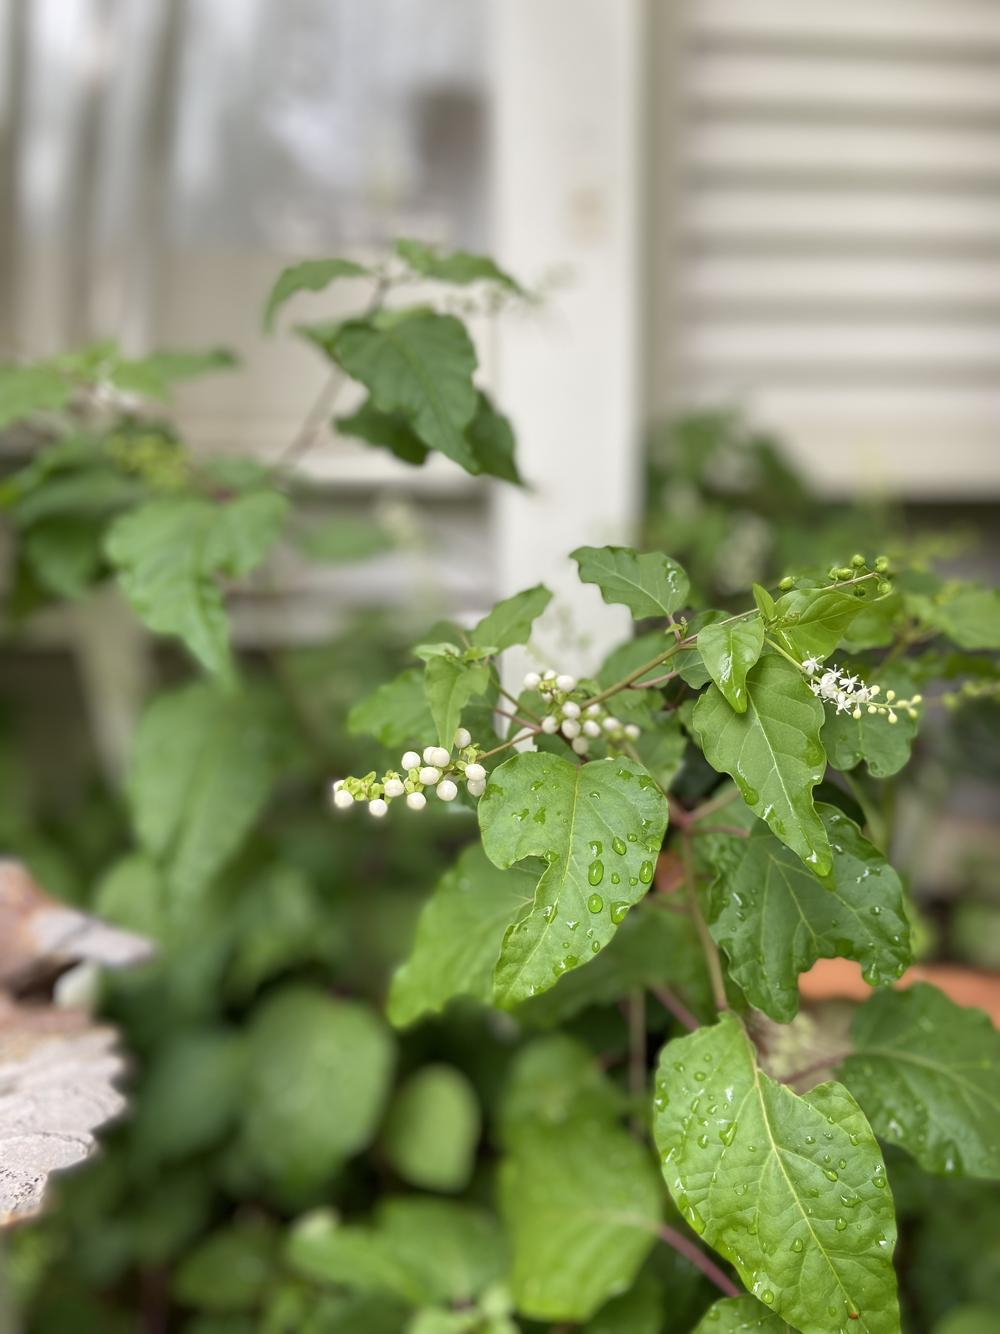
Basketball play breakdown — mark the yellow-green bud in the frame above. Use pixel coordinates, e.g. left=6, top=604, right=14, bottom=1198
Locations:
left=850, top=553, right=866, bottom=568
left=874, top=556, right=889, bottom=573
left=778, top=576, right=795, bottom=591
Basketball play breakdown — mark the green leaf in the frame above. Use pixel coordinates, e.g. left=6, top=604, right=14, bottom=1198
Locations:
left=242, top=987, right=394, bottom=1196
left=822, top=664, right=919, bottom=779
left=673, top=610, right=731, bottom=688
left=497, top=1035, right=624, bottom=1139
left=572, top=545, right=690, bottom=621
left=709, top=805, right=911, bottom=1023
left=127, top=681, right=287, bottom=900
left=478, top=752, right=668, bottom=1005
left=105, top=491, right=288, bottom=678
left=840, top=983, right=1000, bottom=1180
left=292, top=513, right=395, bottom=564
left=22, top=516, right=105, bottom=598
left=499, top=1117, right=660, bottom=1321
left=464, top=391, right=523, bottom=484
left=329, top=311, right=479, bottom=473
left=933, top=1306, right=1000, bottom=1334
left=691, top=1296, right=791, bottom=1334
left=173, top=1219, right=276, bottom=1312
left=382, top=1065, right=481, bottom=1193
left=470, top=584, right=552, bottom=652
left=348, top=666, right=435, bottom=751
left=395, top=238, right=522, bottom=291
left=752, top=584, right=776, bottom=621
left=387, top=845, right=533, bottom=1028
left=916, top=586, right=1000, bottom=651
left=693, top=654, right=832, bottom=875
left=630, top=715, right=688, bottom=793
left=653, top=1013, right=900, bottom=1334
left=263, top=257, right=371, bottom=330
left=772, top=587, right=868, bottom=662
left=0, top=363, right=72, bottom=428
left=581, top=1271, right=664, bottom=1334
left=697, top=618, right=765, bottom=713
left=336, top=398, right=430, bottom=465
left=424, top=656, right=490, bottom=748
left=287, top=1199, right=505, bottom=1307
left=133, top=1029, right=244, bottom=1166
left=110, top=347, right=237, bottom=399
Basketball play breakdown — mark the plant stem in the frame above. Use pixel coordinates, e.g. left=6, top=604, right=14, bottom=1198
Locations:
left=689, top=787, right=740, bottom=823
left=496, top=680, right=541, bottom=723
left=651, top=985, right=699, bottom=1033
left=656, top=1223, right=740, bottom=1297
left=478, top=725, right=542, bottom=760
left=680, top=831, right=728, bottom=1012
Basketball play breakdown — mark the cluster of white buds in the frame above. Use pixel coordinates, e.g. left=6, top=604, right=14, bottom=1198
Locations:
left=522, top=669, right=642, bottom=756
left=330, top=727, right=488, bottom=818
left=801, top=658, right=921, bottom=724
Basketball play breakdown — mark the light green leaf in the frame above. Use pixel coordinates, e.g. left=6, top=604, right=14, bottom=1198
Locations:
left=330, top=311, right=479, bottom=473
left=697, top=618, right=765, bottom=713
left=653, top=1013, right=900, bottom=1334
left=336, top=397, right=431, bottom=465
left=840, top=983, right=1000, bottom=1180
left=110, top=347, right=236, bottom=399
left=478, top=752, right=668, bottom=1005
left=128, top=681, right=287, bottom=900
left=752, top=584, right=776, bottom=620
left=572, top=545, right=690, bottom=621
left=105, top=491, right=288, bottom=678
left=382, top=1065, right=481, bottom=1193
left=387, top=845, right=533, bottom=1028
left=395, top=238, right=522, bottom=292
left=263, top=257, right=371, bottom=330
left=709, top=805, right=911, bottom=1023
left=581, top=1271, right=664, bottom=1334
left=287, top=1199, right=505, bottom=1307
left=424, top=656, right=490, bottom=748
left=499, top=1117, right=660, bottom=1321
left=917, top=586, right=1000, bottom=651
left=0, top=363, right=72, bottom=428
left=693, top=654, right=832, bottom=874
left=471, top=584, right=552, bottom=652
left=292, top=513, right=395, bottom=564
left=692, top=1296, right=791, bottom=1334
left=773, top=587, right=868, bottom=662
left=348, top=666, right=435, bottom=751
left=822, top=663, right=919, bottom=779
left=497, top=1035, right=624, bottom=1139
left=242, top=987, right=395, bottom=1196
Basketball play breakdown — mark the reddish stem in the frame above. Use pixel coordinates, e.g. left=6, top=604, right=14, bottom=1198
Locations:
left=651, top=985, right=699, bottom=1033
left=657, top=1223, right=740, bottom=1297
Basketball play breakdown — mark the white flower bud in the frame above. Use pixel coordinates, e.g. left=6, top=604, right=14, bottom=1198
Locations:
left=331, top=779, right=344, bottom=792
left=383, top=778, right=405, bottom=799
left=543, top=669, right=557, bottom=681
left=602, top=716, right=621, bottom=733
left=467, top=778, right=486, bottom=798
left=585, top=703, right=602, bottom=717
left=571, top=736, right=589, bottom=755
left=436, top=778, right=458, bottom=801
left=401, top=751, right=421, bottom=770
left=556, top=673, right=576, bottom=692
left=582, top=719, right=602, bottom=739
left=624, top=723, right=641, bottom=741
left=522, top=671, right=541, bottom=690
left=561, top=719, right=581, bottom=739
left=369, top=798, right=388, bottom=818
left=454, top=727, right=472, bottom=748
left=406, top=791, right=427, bottom=811
left=418, top=766, right=441, bottom=785
left=333, top=788, right=354, bottom=809
left=561, top=701, right=581, bottom=719
left=427, top=746, right=451, bottom=768
left=465, top=762, right=486, bottom=783
left=541, top=715, right=559, bottom=734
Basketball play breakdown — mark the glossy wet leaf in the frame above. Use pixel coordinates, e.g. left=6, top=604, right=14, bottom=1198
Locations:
left=500, top=1117, right=660, bottom=1321
left=478, top=752, right=668, bottom=1005
left=387, top=846, right=533, bottom=1027
left=329, top=311, right=479, bottom=473
left=242, top=987, right=394, bottom=1197
left=653, top=1013, right=900, bottom=1334
left=470, top=584, right=552, bottom=652
left=840, top=983, right=1000, bottom=1180
left=382, top=1065, right=481, bottom=1193
left=572, top=545, right=690, bottom=621
left=263, top=257, right=371, bottom=330
left=772, top=587, right=868, bottom=662
left=697, top=619, right=765, bottom=713
left=424, top=656, right=490, bottom=748
left=709, top=805, right=911, bottom=1022
left=105, top=491, right=288, bottom=678
left=692, top=1295, right=791, bottom=1334
left=287, top=1198, right=505, bottom=1307
left=693, top=655, right=832, bottom=874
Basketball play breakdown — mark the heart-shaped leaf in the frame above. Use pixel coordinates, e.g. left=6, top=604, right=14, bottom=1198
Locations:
left=697, top=618, right=765, bottom=713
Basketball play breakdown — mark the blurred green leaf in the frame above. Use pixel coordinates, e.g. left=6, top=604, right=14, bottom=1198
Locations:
left=172, top=1218, right=277, bottom=1312
left=395, top=239, right=522, bottom=292
left=349, top=666, right=435, bottom=751
left=470, top=584, right=551, bottom=653
left=382, top=1065, right=481, bottom=1192
left=133, top=1029, right=244, bottom=1165
left=0, top=363, right=72, bottom=427
left=264, top=257, right=371, bottom=331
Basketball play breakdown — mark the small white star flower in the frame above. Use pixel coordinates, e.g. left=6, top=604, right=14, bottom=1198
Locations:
left=802, top=656, right=822, bottom=675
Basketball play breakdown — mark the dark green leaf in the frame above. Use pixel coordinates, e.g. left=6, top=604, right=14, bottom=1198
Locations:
left=22, top=517, right=105, bottom=598
left=478, top=753, right=668, bottom=1005
left=464, top=391, right=522, bottom=484
left=572, top=546, right=690, bottom=621
left=840, top=983, right=1000, bottom=1180
left=264, top=257, right=371, bottom=331
left=693, top=655, right=832, bottom=874
left=653, top=1013, right=900, bottom=1334
left=336, top=398, right=430, bottom=465
left=709, top=805, right=911, bottom=1023
left=697, top=619, right=765, bottom=713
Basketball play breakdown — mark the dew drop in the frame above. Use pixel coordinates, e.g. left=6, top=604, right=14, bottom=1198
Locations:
left=823, top=1169, right=839, bottom=1182
left=588, top=860, right=604, bottom=886
left=611, top=836, right=627, bottom=856
left=719, top=1121, right=737, bottom=1146
left=791, top=1238, right=804, bottom=1253
left=835, top=1217, right=847, bottom=1232
left=589, top=840, right=603, bottom=857
left=610, top=901, right=629, bottom=924
left=639, top=860, right=654, bottom=884
left=587, top=893, right=604, bottom=913
left=542, top=904, right=556, bottom=923
left=610, top=872, right=621, bottom=885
